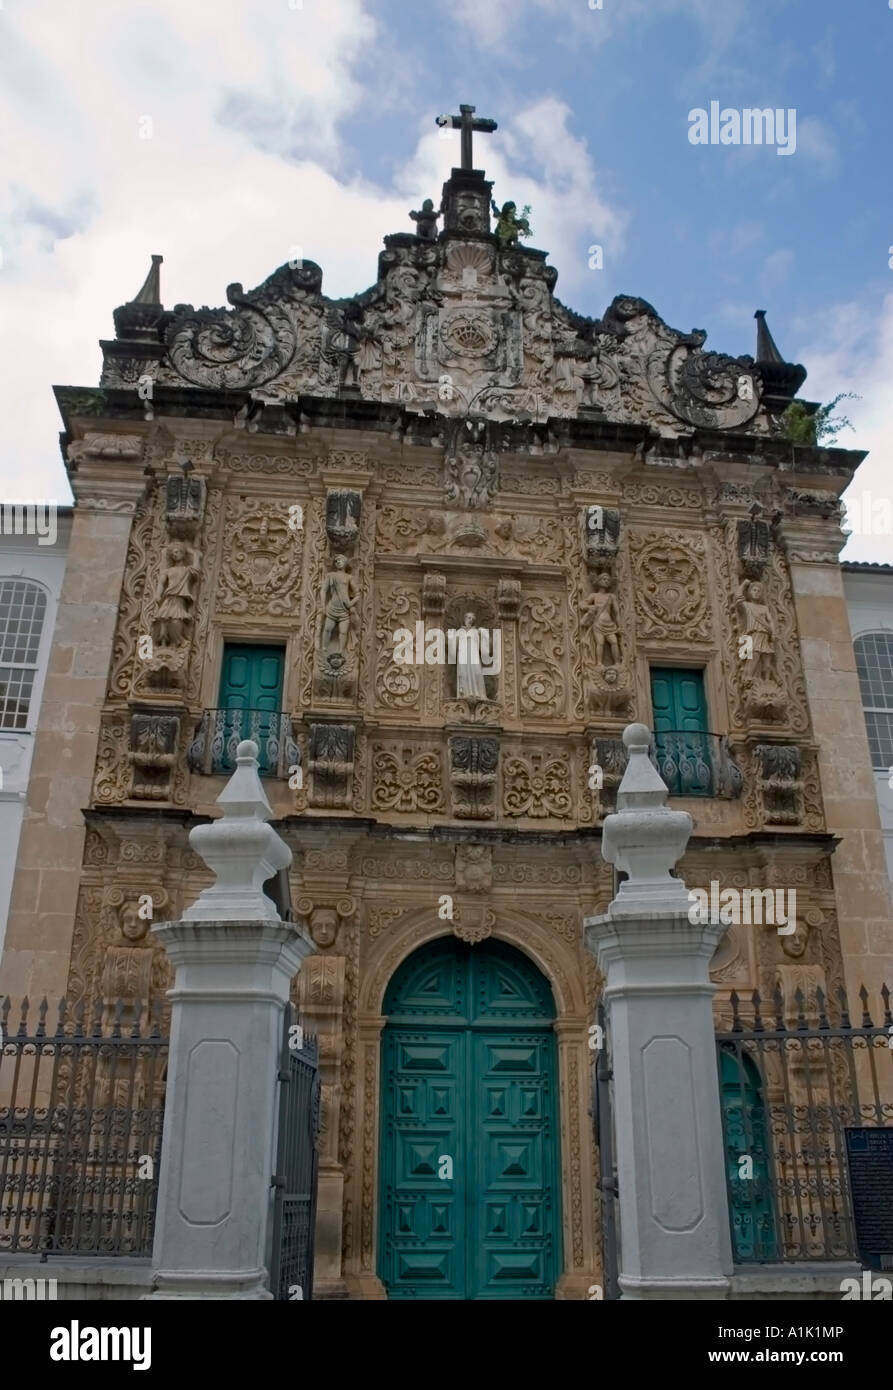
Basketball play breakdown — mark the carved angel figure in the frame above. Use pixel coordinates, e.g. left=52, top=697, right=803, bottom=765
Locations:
left=580, top=574, right=622, bottom=667
left=319, top=554, right=357, bottom=658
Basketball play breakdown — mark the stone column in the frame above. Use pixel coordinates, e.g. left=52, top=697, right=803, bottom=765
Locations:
left=148, top=741, right=312, bottom=1299
left=584, top=723, right=733, bottom=1300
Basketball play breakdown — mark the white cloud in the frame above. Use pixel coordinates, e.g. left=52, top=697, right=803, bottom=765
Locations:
left=0, top=7, right=626, bottom=506
left=795, top=115, right=840, bottom=175
left=794, top=292, right=893, bottom=564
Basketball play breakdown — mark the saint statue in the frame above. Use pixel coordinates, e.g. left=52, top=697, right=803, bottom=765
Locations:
left=409, top=198, right=441, bottom=242
left=580, top=574, right=622, bottom=667
left=319, top=554, right=357, bottom=659
left=153, top=543, right=199, bottom=646
left=737, top=580, right=776, bottom=680
left=455, top=612, right=488, bottom=701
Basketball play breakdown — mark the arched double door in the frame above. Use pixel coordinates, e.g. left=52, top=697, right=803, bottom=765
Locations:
left=378, top=936, right=562, bottom=1299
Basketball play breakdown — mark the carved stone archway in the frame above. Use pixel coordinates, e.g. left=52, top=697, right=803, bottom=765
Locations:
left=345, top=906, right=600, bottom=1299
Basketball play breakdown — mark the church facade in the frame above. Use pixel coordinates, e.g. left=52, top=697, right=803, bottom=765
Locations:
left=3, top=129, right=891, bottom=1299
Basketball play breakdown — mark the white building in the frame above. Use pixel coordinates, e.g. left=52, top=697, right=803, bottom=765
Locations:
left=843, top=561, right=893, bottom=890
left=0, top=505, right=72, bottom=957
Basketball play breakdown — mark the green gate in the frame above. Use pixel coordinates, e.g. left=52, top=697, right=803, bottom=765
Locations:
left=378, top=937, right=562, bottom=1299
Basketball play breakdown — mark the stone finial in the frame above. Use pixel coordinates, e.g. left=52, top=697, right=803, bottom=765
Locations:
left=600, top=723, right=693, bottom=915
left=184, top=740, right=292, bottom=921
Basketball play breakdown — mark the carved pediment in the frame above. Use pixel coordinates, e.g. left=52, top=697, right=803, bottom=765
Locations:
left=102, top=166, right=787, bottom=437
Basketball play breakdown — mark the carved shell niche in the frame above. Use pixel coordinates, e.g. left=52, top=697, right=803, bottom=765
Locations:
left=446, top=243, right=494, bottom=282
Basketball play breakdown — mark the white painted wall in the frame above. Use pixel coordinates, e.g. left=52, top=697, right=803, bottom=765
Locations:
left=0, top=511, right=71, bottom=959
left=842, top=564, right=893, bottom=891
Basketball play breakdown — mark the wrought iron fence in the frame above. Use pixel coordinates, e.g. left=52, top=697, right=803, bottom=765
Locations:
left=716, top=981, right=893, bottom=1264
left=269, top=1006, right=320, bottom=1301
left=187, top=707, right=299, bottom=778
left=0, top=996, right=168, bottom=1257
left=652, top=729, right=743, bottom=798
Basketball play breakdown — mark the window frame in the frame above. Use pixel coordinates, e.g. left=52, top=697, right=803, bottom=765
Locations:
left=0, top=578, right=50, bottom=733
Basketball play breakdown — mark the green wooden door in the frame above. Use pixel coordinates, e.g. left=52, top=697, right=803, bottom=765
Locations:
left=379, top=938, right=561, bottom=1299
left=719, top=1051, right=778, bottom=1262
left=218, top=643, right=284, bottom=772
left=650, top=666, right=711, bottom=794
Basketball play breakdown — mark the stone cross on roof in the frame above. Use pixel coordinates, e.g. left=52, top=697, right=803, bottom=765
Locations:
left=436, top=103, right=497, bottom=170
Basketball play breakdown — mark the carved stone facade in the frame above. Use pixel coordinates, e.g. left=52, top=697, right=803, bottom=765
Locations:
left=3, top=151, right=890, bottom=1303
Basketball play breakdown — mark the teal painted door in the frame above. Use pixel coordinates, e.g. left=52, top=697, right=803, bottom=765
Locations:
left=719, top=1051, right=778, bottom=1262
left=650, top=666, right=712, bottom=795
left=379, top=938, right=561, bottom=1299
left=218, top=643, right=284, bottom=772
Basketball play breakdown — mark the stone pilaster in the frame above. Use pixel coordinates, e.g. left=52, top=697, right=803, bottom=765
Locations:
left=779, top=520, right=893, bottom=1001
left=0, top=466, right=148, bottom=1003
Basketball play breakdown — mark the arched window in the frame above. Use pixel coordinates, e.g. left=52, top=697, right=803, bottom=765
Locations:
left=0, top=580, right=48, bottom=730
left=854, top=633, right=893, bottom=770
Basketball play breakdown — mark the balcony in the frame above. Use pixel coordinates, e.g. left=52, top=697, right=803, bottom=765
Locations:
left=652, top=729, right=743, bottom=799
left=187, top=708, right=299, bottom=778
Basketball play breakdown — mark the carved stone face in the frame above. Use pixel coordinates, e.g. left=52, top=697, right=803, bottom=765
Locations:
left=462, top=612, right=475, bottom=629
left=311, top=908, right=338, bottom=949
left=168, top=543, right=185, bottom=565
left=748, top=581, right=763, bottom=602
left=333, top=554, right=347, bottom=571
left=781, top=920, right=809, bottom=958
left=121, top=904, right=148, bottom=943
left=596, top=573, right=612, bottom=592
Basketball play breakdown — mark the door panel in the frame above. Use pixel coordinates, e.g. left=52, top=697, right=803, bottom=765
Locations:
left=379, top=939, right=560, bottom=1300
left=380, top=1027, right=466, bottom=1299
left=649, top=666, right=711, bottom=795
left=218, top=644, right=284, bottom=772
left=472, top=1031, right=557, bottom=1299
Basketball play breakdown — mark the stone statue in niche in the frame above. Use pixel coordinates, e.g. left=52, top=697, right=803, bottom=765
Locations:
left=409, top=198, right=441, bottom=241
left=580, top=574, right=622, bottom=667
left=455, top=612, right=489, bottom=702
left=737, top=580, right=776, bottom=681
left=152, top=542, right=200, bottom=647
left=318, top=554, right=357, bottom=661
left=334, top=301, right=367, bottom=390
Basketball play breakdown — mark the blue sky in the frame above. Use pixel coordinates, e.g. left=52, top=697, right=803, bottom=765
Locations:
left=1, top=0, right=891, bottom=558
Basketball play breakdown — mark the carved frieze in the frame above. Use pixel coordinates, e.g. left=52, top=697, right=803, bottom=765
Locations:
left=127, top=709, right=180, bottom=801
left=308, top=723, right=356, bottom=808
left=216, top=499, right=303, bottom=615
left=755, top=743, right=804, bottom=825
left=518, top=595, right=565, bottom=716
left=630, top=530, right=711, bottom=641
left=326, top=489, right=362, bottom=551
left=449, top=735, right=499, bottom=819
left=164, top=473, right=206, bottom=539
left=455, top=843, right=492, bottom=893
left=370, top=744, right=444, bottom=814
left=503, top=751, right=573, bottom=819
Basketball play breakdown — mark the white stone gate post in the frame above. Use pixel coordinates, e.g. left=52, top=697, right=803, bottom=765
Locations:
left=148, top=740, right=312, bottom=1299
left=584, top=723, right=733, bottom=1299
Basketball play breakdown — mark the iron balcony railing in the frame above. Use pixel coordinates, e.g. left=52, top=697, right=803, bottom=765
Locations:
left=187, top=707, right=299, bottom=778
left=0, top=996, right=168, bottom=1258
left=715, top=982, right=893, bottom=1264
left=652, top=729, right=743, bottom=799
